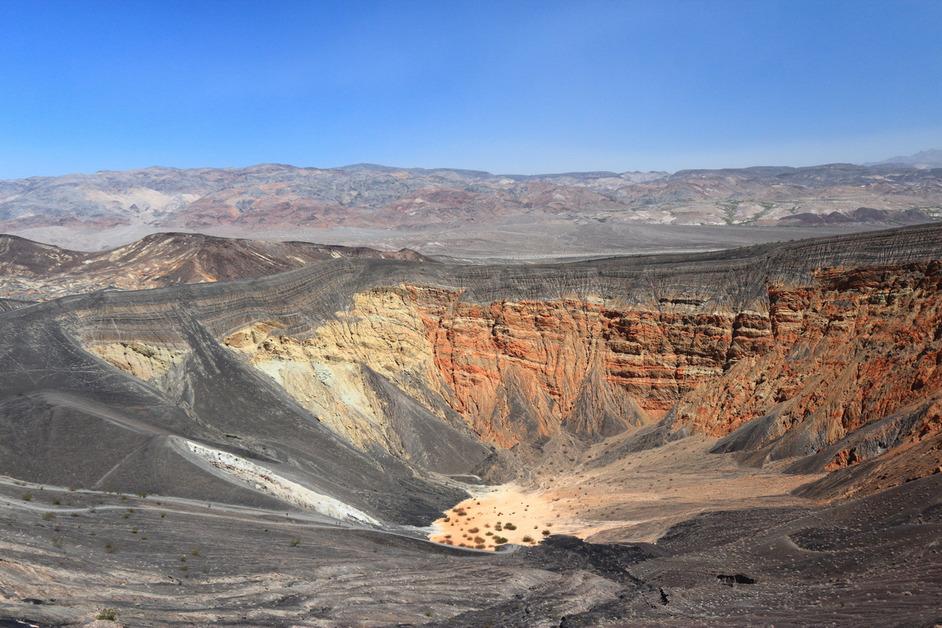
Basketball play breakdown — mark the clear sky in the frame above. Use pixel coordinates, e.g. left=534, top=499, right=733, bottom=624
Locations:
left=1, top=0, right=940, bottom=178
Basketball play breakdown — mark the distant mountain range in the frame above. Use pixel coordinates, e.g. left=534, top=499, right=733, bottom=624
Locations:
left=0, top=157, right=939, bottom=251
left=870, top=148, right=942, bottom=169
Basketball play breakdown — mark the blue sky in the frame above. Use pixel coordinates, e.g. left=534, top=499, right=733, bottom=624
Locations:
left=1, top=0, right=940, bottom=177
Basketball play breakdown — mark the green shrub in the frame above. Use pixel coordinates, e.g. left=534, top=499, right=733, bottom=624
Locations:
left=96, top=608, right=118, bottom=621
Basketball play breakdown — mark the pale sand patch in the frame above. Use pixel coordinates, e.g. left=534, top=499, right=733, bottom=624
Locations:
left=427, top=483, right=622, bottom=551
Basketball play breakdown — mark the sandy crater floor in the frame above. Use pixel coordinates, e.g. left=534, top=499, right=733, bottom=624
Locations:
left=429, top=436, right=824, bottom=551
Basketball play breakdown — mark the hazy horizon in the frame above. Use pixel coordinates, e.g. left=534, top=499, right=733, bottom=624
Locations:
left=2, top=146, right=940, bottom=182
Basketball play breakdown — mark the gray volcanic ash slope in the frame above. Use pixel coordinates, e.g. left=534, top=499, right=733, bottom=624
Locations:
left=0, top=224, right=940, bottom=625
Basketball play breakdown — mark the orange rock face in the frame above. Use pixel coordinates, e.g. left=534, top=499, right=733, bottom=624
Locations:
left=391, top=287, right=774, bottom=447
left=670, top=262, right=942, bottom=465
left=381, top=261, right=940, bottom=470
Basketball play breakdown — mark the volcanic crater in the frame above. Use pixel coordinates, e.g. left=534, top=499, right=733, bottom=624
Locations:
left=0, top=224, right=940, bottom=625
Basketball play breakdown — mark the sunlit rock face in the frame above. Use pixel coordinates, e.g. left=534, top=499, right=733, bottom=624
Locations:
left=216, top=285, right=777, bottom=452
left=213, top=259, right=939, bottom=496
left=669, top=262, right=942, bottom=476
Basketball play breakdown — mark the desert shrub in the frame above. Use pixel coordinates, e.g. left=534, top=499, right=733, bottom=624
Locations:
left=21, top=493, right=32, bottom=501
left=522, top=535, right=534, bottom=543
left=42, top=512, right=54, bottom=521
left=504, top=523, right=517, bottom=530
left=541, top=529, right=550, bottom=536
left=96, top=608, right=118, bottom=621
left=290, top=538, right=300, bottom=547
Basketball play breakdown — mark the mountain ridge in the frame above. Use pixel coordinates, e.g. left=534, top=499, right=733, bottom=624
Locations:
left=0, top=231, right=428, bottom=300
left=2, top=161, right=938, bottom=250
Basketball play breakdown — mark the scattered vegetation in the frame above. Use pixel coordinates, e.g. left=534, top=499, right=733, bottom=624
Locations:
left=96, top=608, right=118, bottom=621
left=290, top=538, right=301, bottom=547
left=21, top=493, right=32, bottom=501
